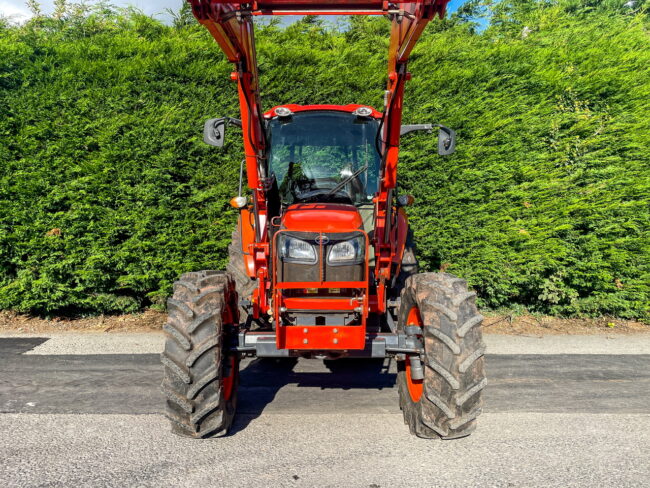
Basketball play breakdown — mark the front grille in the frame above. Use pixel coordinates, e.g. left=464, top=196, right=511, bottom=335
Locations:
left=275, top=231, right=366, bottom=284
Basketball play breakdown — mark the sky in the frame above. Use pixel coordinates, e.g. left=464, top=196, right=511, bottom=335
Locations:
left=0, top=0, right=183, bottom=21
left=1, top=0, right=465, bottom=24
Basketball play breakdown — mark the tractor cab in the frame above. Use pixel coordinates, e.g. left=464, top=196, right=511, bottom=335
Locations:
left=265, top=105, right=381, bottom=209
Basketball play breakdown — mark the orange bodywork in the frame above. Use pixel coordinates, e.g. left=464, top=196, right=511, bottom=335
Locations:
left=392, top=207, right=410, bottom=274
left=283, top=204, right=364, bottom=232
left=405, top=306, right=424, bottom=402
left=279, top=325, right=366, bottom=350
left=272, top=204, right=370, bottom=350
left=238, top=207, right=257, bottom=278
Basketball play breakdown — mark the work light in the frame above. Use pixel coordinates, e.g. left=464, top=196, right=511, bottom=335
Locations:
left=275, top=106, right=293, bottom=117
left=353, top=106, right=373, bottom=117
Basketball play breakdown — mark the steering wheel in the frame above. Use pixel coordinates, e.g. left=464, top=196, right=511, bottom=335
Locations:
left=291, top=177, right=352, bottom=202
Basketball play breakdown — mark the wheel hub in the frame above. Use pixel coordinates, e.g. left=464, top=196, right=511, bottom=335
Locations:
left=405, top=307, right=424, bottom=403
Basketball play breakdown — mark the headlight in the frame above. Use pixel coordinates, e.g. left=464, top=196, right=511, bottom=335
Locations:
left=279, top=236, right=317, bottom=264
left=327, top=236, right=365, bottom=265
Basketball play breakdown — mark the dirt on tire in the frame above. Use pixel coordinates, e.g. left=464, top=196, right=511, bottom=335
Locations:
left=226, top=226, right=258, bottom=324
left=397, top=272, right=486, bottom=439
left=161, top=270, right=239, bottom=438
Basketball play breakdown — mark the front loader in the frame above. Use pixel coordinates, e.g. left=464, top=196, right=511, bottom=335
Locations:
left=161, top=0, right=486, bottom=439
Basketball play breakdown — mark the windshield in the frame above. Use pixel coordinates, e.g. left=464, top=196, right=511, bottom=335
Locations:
left=268, top=111, right=380, bottom=205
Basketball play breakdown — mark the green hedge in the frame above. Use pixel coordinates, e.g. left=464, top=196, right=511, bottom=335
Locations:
left=0, top=2, right=648, bottom=319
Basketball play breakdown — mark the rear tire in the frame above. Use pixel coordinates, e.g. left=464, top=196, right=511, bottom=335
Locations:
left=161, top=271, right=240, bottom=438
left=397, top=273, right=486, bottom=439
left=392, top=228, right=418, bottom=296
left=227, top=226, right=257, bottom=324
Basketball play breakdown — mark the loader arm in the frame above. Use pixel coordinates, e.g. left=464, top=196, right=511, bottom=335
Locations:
left=187, top=0, right=450, bottom=314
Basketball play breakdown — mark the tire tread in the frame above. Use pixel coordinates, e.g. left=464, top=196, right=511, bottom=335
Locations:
left=161, top=270, right=239, bottom=438
left=397, top=272, right=486, bottom=439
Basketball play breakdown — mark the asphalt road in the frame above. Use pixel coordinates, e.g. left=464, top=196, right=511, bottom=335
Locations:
left=1, top=334, right=649, bottom=487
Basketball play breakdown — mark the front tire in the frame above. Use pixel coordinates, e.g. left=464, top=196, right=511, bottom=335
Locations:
left=397, top=273, right=486, bottom=439
left=161, top=271, right=240, bottom=438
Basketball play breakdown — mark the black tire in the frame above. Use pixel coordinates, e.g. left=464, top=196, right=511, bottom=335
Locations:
left=392, top=228, right=418, bottom=296
left=401, top=229, right=419, bottom=277
left=227, top=225, right=258, bottom=324
left=161, top=270, right=240, bottom=438
left=397, top=272, right=486, bottom=439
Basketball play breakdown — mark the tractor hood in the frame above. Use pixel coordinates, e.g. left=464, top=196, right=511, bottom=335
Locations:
left=282, top=203, right=363, bottom=233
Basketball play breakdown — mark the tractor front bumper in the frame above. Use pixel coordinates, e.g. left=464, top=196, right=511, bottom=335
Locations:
left=234, top=330, right=422, bottom=359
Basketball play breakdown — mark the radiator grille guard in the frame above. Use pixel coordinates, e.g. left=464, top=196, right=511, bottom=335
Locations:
left=272, top=230, right=369, bottom=350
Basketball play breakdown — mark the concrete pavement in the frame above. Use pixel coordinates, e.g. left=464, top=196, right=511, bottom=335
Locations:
left=1, top=333, right=649, bottom=487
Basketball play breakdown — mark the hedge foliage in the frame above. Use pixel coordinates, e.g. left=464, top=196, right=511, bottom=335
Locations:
left=0, top=1, right=648, bottom=319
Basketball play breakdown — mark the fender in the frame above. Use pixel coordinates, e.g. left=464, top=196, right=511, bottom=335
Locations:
left=238, top=207, right=257, bottom=278
left=392, top=207, right=410, bottom=275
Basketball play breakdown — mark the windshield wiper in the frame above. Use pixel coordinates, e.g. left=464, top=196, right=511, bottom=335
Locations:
left=325, top=164, right=368, bottom=197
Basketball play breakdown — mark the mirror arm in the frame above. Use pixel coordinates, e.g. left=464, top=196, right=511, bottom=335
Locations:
left=400, top=124, right=433, bottom=136
left=399, top=123, right=456, bottom=155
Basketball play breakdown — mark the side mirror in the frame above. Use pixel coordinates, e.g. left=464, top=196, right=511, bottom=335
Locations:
left=437, top=125, right=456, bottom=156
left=400, top=123, right=457, bottom=155
left=397, top=194, right=415, bottom=207
left=203, top=118, right=227, bottom=147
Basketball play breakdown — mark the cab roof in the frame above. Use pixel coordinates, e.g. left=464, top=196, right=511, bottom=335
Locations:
left=264, top=104, right=382, bottom=119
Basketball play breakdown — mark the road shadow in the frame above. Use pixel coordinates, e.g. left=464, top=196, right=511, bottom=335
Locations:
left=0, top=337, right=49, bottom=356
left=228, top=357, right=396, bottom=435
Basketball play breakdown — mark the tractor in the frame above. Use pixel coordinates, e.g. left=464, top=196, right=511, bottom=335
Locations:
left=161, top=0, right=486, bottom=439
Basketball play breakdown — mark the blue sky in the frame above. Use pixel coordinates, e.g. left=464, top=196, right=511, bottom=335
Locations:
left=1, top=0, right=466, bottom=23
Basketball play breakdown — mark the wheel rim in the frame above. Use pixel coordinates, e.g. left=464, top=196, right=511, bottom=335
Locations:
left=222, top=356, right=236, bottom=401
left=405, top=306, right=424, bottom=403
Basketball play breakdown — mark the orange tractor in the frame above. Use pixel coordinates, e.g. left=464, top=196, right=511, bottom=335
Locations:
left=161, top=0, right=486, bottom=438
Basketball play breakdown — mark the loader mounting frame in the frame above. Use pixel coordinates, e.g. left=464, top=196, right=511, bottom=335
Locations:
left=186, top=1, right=450, bottom=348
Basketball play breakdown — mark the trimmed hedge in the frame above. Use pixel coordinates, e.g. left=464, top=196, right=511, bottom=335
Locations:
left=0, top=2, right=648, bottom=319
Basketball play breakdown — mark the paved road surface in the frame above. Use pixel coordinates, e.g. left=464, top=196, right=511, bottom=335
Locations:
left=1, top=333, right=649, bottom=487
